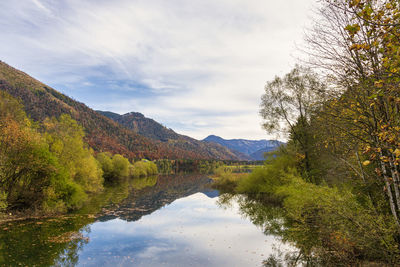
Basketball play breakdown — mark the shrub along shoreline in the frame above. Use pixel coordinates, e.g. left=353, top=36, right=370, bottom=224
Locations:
left=212, top=151, right=400, bottom=265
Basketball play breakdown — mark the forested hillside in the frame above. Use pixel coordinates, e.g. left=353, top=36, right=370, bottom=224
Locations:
left=0, top=61, right=240, bottom=160
left=97, top=111, right=180, bottom=141
left=98, top=111, right=250, bottom=160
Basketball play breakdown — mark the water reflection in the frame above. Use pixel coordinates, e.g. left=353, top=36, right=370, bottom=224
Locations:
left=217, top=194, right=302, bottom=267
left=0, top=174, right=294, bottom=267
left=0, top=214, right=93, bottom=266
left=77, top=192, right=293, bottom=267
left=96, top=174, right=213, bottom=222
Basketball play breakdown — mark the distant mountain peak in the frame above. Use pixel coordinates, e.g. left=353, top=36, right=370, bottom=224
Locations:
left=124, top=112, right=145, bottom=118
left=204, top=134, right=223, bottom=140
left=203, top=135, right=283, bottom=161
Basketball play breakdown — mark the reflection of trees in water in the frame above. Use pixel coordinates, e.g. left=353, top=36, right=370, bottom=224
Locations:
left=0, top=215, right=92, bottom=266
left=52, top=234, right=88, bottom=267
left=97, top=174, right=212, bottom=222
left=217, top=194, right=285, bottom=237
left=217, top=193, right=325, bottom=267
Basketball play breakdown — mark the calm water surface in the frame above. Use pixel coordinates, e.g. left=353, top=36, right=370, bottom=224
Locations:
left=0, top=174, right=293, bottom=266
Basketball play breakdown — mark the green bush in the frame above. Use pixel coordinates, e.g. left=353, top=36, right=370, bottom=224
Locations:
left=277, top=177, right=399, bottom=264
left=97, top=153, right=131, bottom=182
left=111, top=154, right=130, bottom=179
left=130, top=160, right=158, bottom=178
left=96, top=152, right=113, bottom=179
left=236, top=153, right=296, bottom=195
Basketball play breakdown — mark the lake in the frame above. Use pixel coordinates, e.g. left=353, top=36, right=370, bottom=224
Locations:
left=0, top=174, right=294, bottom=267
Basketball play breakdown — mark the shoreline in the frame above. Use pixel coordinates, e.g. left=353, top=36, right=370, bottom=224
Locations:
left=0, top=211, right=61, bottom=224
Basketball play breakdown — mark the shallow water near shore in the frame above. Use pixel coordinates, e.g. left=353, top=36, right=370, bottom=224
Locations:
left=0, top=174, right=294, bottom=266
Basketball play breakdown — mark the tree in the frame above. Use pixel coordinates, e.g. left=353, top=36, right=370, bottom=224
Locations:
left=304, top=0, right=400, bottom=227
left=260, top=66, right=326, bottom=180
left=44, top=114, right=103, bottom=193
left=0, top=92, right=77, bottom=211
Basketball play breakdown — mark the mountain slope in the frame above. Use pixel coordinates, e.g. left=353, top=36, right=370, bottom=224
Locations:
left=0, top=61, right=240, bottom=160
left=203, top=135, right=283, bottom=160
left=97, top=111, right=251, bottom=161
left=97, top=111, right=180, bottom=142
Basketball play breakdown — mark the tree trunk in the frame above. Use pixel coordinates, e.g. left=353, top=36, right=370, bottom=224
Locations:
left=379, top=158, right=400, bottom=228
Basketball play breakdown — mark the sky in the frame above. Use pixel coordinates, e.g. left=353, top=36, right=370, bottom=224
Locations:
left=0, top=0, right=316, bottom=140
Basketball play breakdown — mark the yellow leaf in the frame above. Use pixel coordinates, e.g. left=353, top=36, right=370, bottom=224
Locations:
left=394, top=149, right=400, bottom=157
left=363, top=160, right=371, bottom=166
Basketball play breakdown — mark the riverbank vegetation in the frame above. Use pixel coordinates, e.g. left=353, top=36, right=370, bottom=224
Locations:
left=214, top=0, right=400, bottom=264
left=155, top=158, right=258, bottom=174
left=215, top=152, right=400, bottom=265
left=0, top=91, right=158, bottom=217
left=211, top=166, right=249, bottom=193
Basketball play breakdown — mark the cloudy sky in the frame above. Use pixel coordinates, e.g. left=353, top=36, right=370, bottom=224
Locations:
left=0, top=0, right=316, bottom=140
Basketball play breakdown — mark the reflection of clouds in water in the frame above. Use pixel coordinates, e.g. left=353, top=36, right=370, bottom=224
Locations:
left=78, top=192, right=294, bottom=267
left=136, top=245, right=176, bottom=258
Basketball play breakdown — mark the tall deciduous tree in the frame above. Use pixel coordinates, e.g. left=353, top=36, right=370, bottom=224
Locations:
left=304, top=0, right=400, bottom=227
left=260, top=66, right=326, bottom=180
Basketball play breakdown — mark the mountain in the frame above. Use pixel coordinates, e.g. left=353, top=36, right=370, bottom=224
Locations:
left=97, top=111, right=180, bottom=142
left=0, top=61, right=241, bottom=160
left=203, top=135, right=283, bottom=161
left=97, top=111, right=251, bottom=161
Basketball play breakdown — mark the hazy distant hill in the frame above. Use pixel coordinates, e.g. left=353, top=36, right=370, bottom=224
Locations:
left=203, top=135, right=283, bottom=160
left=97, top=111, right=251, bottom=161
left=0, top=60, right=241, bottom=160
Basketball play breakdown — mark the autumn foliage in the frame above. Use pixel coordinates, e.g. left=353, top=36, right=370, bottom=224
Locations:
left=0, top=91, right=160, bottom=214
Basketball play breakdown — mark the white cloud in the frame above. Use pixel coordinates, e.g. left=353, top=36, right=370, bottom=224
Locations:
left=0, top=0, right=317, bottom=140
